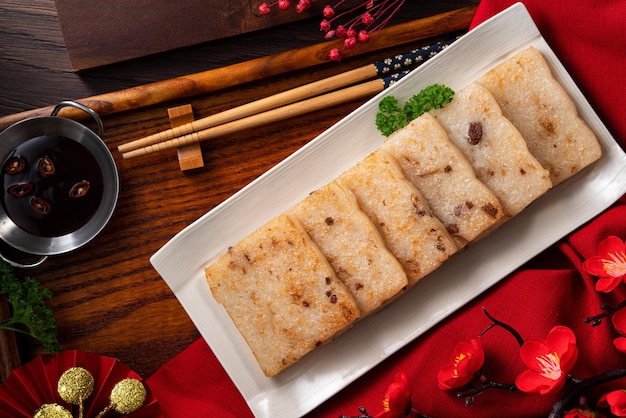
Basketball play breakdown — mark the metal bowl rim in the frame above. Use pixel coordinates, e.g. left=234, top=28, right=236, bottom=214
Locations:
left=0, top=115, right=119, bottom=255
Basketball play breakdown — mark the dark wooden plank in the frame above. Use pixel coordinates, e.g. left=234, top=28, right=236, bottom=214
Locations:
left=54, top=0, right=333, bottom=70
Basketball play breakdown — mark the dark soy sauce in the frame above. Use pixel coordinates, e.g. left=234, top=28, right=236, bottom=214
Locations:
left=1, top=135, right=104, bottom=237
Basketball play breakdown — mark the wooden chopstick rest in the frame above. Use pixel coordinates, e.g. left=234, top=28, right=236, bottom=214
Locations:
left=167, top=105, right=204, bottom=171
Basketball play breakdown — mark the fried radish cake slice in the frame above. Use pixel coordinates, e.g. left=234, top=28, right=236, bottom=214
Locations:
left=430, top=82, right=552, bottom=217
left=382, top=113, right=504, bottom=247
left=478, top=46, right=601, bottom=185
left=205, top=213, right=359, bottom=377
left=339, top=149, right=456, bottom=287
left=290, top=180, right=408, bottom=315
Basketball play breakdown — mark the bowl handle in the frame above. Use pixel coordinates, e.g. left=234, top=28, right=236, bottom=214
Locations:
left=0, top=246, right=47, bottom=268
left=51, top=101, right=104, bottom=138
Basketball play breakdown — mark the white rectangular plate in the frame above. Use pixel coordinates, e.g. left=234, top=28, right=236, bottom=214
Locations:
left=150, top=3, right=626, bottom=417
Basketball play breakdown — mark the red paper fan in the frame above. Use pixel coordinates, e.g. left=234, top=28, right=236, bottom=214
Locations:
left=0, top=350, right=162, bottom=418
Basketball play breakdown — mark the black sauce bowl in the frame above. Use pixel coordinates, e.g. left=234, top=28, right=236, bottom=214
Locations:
left=0, top=101, right=119, bottom=267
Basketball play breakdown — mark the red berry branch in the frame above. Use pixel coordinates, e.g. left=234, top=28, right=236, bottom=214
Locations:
left=258, top=0, right=406, bottom=60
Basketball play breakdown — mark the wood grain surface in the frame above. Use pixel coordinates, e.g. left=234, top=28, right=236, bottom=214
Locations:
left=0, top=6, right=477, bottom=131
left=54, top=0, right=356, bottom=70
left=0, top=0, right=479, bottom=379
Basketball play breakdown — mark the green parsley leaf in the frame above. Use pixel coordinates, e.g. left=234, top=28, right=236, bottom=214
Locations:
left=375, top=84, right=455, bottom=136
left=0, top=261, right=61, bottom=353
left=404, top=84, right=455, bottom=121
left=375, top=96, right=408, bottom=137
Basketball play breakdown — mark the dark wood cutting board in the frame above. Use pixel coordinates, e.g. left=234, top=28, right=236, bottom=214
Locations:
left=54, top=0, right=330, bottom=71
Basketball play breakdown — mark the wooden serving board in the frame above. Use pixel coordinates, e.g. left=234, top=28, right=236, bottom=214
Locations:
left=55, top=0, right=337, bottom=71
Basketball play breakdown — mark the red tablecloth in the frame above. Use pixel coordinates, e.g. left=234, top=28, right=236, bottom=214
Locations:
left=147, top=1, right=626, bottom=416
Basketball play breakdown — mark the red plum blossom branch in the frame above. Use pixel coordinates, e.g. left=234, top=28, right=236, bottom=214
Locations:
left=456, top=379, right=516, bottom=406
left=548, top=368, right=626, bottom=418
left=583, top=300, right=626, bottom=327
left=481, top=307, right=525, bottom=346
left=341, top=235, right=626, bottom=417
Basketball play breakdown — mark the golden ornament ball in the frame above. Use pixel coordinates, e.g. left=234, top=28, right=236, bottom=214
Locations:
left=57, top=367, right=95, bottom=404
left=110, top=378, right=146, bottom=414
left=33, top=403, right=73, bottom=418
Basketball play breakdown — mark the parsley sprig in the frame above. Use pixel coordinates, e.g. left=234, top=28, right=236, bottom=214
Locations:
left=375, top=83, right=455, bottom=136
left=0, top=261, right=61, bottom=353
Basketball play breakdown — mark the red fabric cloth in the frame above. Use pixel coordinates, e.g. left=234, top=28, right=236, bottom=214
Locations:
left=147, top=1, right=626, bottom=416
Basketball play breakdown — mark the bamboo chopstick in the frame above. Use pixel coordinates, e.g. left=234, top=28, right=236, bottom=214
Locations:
left=118, top=65, right=377, bottom=154
left=118, top=38, right=456, bottom=154
left=0, top=6, right=476, bottom=132
left=122, top=77, right=392, bottom=159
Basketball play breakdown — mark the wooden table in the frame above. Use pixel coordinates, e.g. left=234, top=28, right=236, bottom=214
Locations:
left=0, top=0, right=479, bottom=380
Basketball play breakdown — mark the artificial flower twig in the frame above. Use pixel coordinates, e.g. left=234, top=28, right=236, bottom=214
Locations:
left=584, top=300, right=626, bottom=326
left=258, top=0, right=406, bottom=60
left=548, top=368, right=626, bottom=418
left=456, top=380, right=517, bottom=406
left=480, top=307, right=525, bottom=346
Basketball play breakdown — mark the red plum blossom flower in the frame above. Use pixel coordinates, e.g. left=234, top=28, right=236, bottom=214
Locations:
left=516, top=325, right=578, bottom=395
left=612, top=307, right=626, bottom=353
left=583, top=235, right=626, bottom=293
left=599, top=389, right=626, bottom=416
left=438, top=338, right=485, bottom=390
left=375, top=372, right=412, bottom=418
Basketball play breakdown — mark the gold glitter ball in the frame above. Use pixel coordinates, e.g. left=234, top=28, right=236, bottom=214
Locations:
left=110, top=378, right=146, bottom=414
left=57, top=367, right=95, bottom=404
left=33, top=403, right=73, bottom=418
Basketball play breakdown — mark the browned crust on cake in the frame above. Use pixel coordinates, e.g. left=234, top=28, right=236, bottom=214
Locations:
left=339, top=149, right=457, bottom=286
left=205, top=214, right=359, bottom=377
left=383, top=113, right=504, bottom=247
left=289, top=180, right=408, bottom=315
left=478, top=46, right=602, bottom=185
